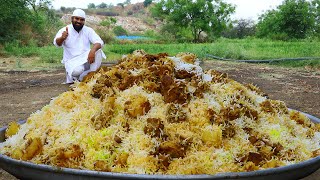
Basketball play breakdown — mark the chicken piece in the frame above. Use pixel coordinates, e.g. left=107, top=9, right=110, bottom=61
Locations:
left=144, top=53, right=168, bottom=62
left=57, top=144, right=83, bottom=160
left=82, top=71, right=96, bottom=83
left=114, top=135, right=122, bottom=143
left=22, top=137, right=43, bottom=160
left=92, top=82, right=115, bottom=99
left=206, top=69, right=229, bottom=83
left=176, top=52, right=197, bottom=64
left=248, top=136, right=258, bottom=144
left=243, top=107, right=258, bottom=120
left=144, top=118, right=164, bottom=138
left=91, top=96, right=116, bottom=129
left=158, top=154, right=170, bottom=170
left=245, top=83, right=268, bottom=97
left=160, top=75, right=189, bottom=104
left=118, top=75, right=141, bottom=91
left=148, top=63, right=174, bottom=77
left=241, top=152, right=263, bottom=166
left=312, top=149, right=320, bottom=157
left=247, top=152, right=263, bottom=165
left=94, top=160, right=111, bottom=172
left=115, top=152, right=129, bottom=167
left=158, top=141, right=186, bottom=159
left=272, top=142, right=284, bottom=155
left=175, top=70, right=194, bottom=79
left=124, top=95, right=151, bottom=118
left=219, top=106, right=241, bottom=121
left=289, top=110, right=312, bottom=127
left=192, top=81, right=209, bottom=98
left=259, top=145, right=273, bottom=160
left=5, top=121, right=20, bottom=139
left=260, top=100, right=288, bottom=114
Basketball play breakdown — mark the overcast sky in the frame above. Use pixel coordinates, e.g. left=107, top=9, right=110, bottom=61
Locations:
left=51, top=0, right=284, bottom=20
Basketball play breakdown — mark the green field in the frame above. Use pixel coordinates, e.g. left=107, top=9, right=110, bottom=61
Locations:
left=2, top=38, right=320, bottom=70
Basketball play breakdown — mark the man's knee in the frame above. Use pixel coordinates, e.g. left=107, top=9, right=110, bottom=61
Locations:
left=72, top=65, right=84, bottom=77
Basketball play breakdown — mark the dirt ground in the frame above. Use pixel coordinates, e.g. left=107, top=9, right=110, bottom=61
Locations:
left=0, top=60, right=319, bottom=179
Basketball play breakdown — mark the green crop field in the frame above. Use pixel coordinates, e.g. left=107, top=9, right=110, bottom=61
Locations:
left=2, top=38, right=320, bottom=71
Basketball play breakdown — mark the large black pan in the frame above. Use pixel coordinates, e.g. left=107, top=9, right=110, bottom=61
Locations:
left=0, top=111, right=319, bottom=180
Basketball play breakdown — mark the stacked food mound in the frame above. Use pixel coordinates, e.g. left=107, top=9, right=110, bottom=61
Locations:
left=1, top=50, right=319, bottom=175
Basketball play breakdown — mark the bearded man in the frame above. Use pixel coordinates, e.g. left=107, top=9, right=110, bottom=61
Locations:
left=53, top=9, right=106, bottom=84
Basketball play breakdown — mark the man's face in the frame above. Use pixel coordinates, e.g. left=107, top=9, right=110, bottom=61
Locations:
left=72, top=16, right=85, bottom=32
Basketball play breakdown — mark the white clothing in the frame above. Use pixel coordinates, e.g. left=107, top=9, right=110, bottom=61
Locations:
left=72, top=65, right=85, bottom=77
left=53, top=24, right=105, bottom=83
left=65, top=49, right=105, bottom=83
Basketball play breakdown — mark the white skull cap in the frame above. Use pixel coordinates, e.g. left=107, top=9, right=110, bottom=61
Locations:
left=72, top=9, right=86, bottom=19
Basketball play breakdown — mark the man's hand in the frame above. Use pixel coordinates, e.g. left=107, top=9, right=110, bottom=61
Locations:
left=88, top=49, right=96, bottom=64
left=87, top=43, right=102, bottom=64
left=56, top=26, right=68, bottom=46
left=61, top=26, right=69, bottom=40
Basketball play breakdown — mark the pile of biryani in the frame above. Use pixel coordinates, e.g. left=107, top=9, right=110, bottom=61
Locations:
left=1, top=50, right=319, bottom=175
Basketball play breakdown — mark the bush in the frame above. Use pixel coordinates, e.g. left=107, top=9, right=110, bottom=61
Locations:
left=0, top=1, right=61, bottom=46
left=99, top=17, right=116, bottom=27
left=142, top=17, right=155, bottom=26
left=113, top=26, right=128, bottom=36
left=96, top=28, right=115, bottom=44
left=0, top=0, right=30, bottom=44
left=144, top=30, right=158, bottom=38
left=127, top=11, right=133, bottom=16
left=269, top=33, right=290, bottom=41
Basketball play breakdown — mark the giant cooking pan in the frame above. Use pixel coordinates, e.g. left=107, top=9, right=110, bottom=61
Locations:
left=0, top=111, right=319, bottom=180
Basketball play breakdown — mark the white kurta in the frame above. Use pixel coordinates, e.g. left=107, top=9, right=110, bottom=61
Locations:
left=53, top=24, right=106, bottom=83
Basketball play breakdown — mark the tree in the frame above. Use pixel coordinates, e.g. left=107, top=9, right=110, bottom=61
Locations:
left=124, top=0, right=131, bottom=5
left=223, top=19, right=256, bottom=39
left=257, top=0, right=315, bottom=39
left=87, top=3, right=96, bottom=9
left=310, top=0, right=320, bottom=37
left=0, top=0, right=30, bottom=43
left=60, top=6, right=66, bottom=13
left=152, top=0, right=235, bottom=42
left=144, top=0, right=153, bottom=7
left=117, top=3, right=124, bottom=8
left=97, top=2, right=107, bottom=8
left=0, top=0, right=61, bottom=45
left=25, top=0, right=52, bottom=14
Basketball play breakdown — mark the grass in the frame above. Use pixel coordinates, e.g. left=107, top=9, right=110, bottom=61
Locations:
left=2, top=38, right=320, bottom=70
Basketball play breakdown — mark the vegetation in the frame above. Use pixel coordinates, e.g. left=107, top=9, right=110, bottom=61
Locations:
left=256, top=0, right=319, bottom=40
left=2, top=39, right=320, bottom=71
left=0, top=0, right=320, bottom=71
left=0, top=0, right=61, bottom=45
left=113, top=26, right=128, bottom=36
left=223, top=19, right=256, bottom=39
left=152, top=0, right=235, bottom=42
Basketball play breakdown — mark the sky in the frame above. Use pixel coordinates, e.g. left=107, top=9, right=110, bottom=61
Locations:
left=51, top=0, right=284, bottom=21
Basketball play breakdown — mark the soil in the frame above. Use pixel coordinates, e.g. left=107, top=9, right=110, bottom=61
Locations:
left=0, top=60, right=319, bottom=179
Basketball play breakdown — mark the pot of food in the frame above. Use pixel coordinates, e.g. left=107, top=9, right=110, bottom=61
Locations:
left=0, top=51, right=319, bottom=180
left=0, top=113, right=319, bottom=180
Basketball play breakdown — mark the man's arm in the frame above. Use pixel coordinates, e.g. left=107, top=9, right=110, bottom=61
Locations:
left=55, top=27, right=69, bottom=46
left=87, top=43, right=102, bottom=64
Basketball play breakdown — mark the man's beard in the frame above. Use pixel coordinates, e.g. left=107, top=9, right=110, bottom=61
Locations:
left=72, top=23, right=84, bottom=32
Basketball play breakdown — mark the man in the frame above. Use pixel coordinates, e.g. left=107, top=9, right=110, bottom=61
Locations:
left=53, top=9, right=106, bottom=84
